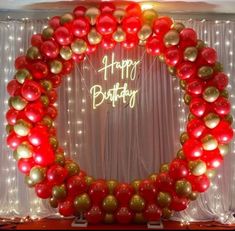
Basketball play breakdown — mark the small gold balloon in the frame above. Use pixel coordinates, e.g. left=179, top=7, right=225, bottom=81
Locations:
left=224, top=114, right=233, bottom=125
left=189, top=160, right=207, bottom=176
left=162, top=208, right=173, bottom=219
left=201, top=134, right=218, bottom=151
left=139, top=39, right=147, bottom=46
left=129, top=195, right=145, bottom=212
left=49, top=197, right=58, bottom=208
left=158, top=54, right=165, bottom=62
left=16, top=141, right=33, bottom=159
left=60, top=13, right=74, bottom=25
left=148, top=173, right=158, bottom=181
left=157, top=192, right=172, bottom=208
left=55, top=153, right=65, bottom=166
left=112, top=27, right=126, bottom=43
left=60, top=46, right=73, bottom=60
left=29, top=166, right=46, bottom=184
left=189, top=191, right=198, bottom=201
left=50, top=60, right=63, bottom=74
left=180, top=80, right=186, bottom=90
left=132, top=180, right=141, bottom=192
left=52, top=184, right=67, bottom=200
left=40, top=95, right=49, bottom=107
left=168, top=66, right=176, bottom=76
left=134, top=213, right=146, bottom=224
left=113, top=9, right=126, bottom=24
left=107, top=180, right=118, bottom=194
left=164, top=30, right=180, bottom=47
left=85, top=7, right=100, bottom=25
left=102, top=195, right=118, bottom=213
left=104, top=214, right=115, bottom=224
left=40, top=79, right=53, bottom=92
left=71, top=39, right=87, bottom=55
left=180, top=132, right=189, bottom=145
left=220, top=89, right=229, bottom=99
left=160, top=163, right=169, bottom=173
left=203, top=86, right=220, bottom=103
left=41, top=116, right=53, bottom=128
left=198, top=66, right=214, bottom=80
left=26, top=46, right=40, bottom=60
left=65, top=161, right=80, bottom=177
left=10, top=96, right=28, bottom=111
left=74, top=193, right=91, bottom=212
left=172, top=22, right=185, bottom=32
left=218, top=144, right=229, bottom=156
left=177, top=149, right=185, bottom=160
left=14, top=119, right=31, bottom=136
left=42, top=27, right=54, bottom=40
left=184, top=47, right=198, bottom=62
left=138, top=24, right=152, bottom=41
left=24, top=175, right=35, bottom=188
left=13, top=150, right=19, bottom=161
left=184, top=93, right=191, bottom=105
left=85, top=176, right=94, bottom=186
left=6, top=124, right=13, bottom=134
left=203, top=113, right=220, bottom=129
left=188, top=113, right=196, bottom=121
left=213, top=62, right=224, bottom=73
left=15, top=69, right=31, bottom=84
left=88, top=28, right=102, bottom=45
left=49, top=136, right=58, bottom=150
left=196, top=39, right=205, bottom=50
left=175, top=180, right=192, bottom=197
left=206, top=169, right=216, bottom=179
left=142, top=9, right=158, bottom=26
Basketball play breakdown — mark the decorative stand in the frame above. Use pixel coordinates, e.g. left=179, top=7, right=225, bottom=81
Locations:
left=147, top=220, right=164, bottom=229
left=71, top=213, right=88, bottom=228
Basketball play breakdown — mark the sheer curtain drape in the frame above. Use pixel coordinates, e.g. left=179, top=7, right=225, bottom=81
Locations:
left=0, top=17, right=235, bottom=223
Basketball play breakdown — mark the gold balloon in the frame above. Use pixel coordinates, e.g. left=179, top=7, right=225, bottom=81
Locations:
left=188, top=113, right=196, bottom=121
left=55, top=153, right=65, bottom=166
left=6, top=124, right=13, bottom=134
left=15, top=69, right=31, bottom=84
left=168, top=66, right=176, bottom=76
left=49, top=197, right=58, bottom=208
left=131, top=180, right=141, bottom=192
left=88, top=28, right=102, bottom=45
left=138, top=24, right=152, bottom=41
left=50, top=60, right=63, bottom=74
left=129, top=195, right=145, bottom=212
left=220, top=89, right=229, bottom=99
left=203, top=113, right=220, bottom=129
left=206, top=169, right=217, bottom=179
left=10, top=96, right=28, bottom=111
left=14, top=119, right=31, bottom=137
left=85, top=7, right=100, bottom=25
left=160, top=163, right=169, bottom=173
left=158, top=54, right=165, bottom=62
left=60, top=13, right=74, bottom=25
left=112, top=27, right=126, bottom=43
left=24, top=175, right=35, bottom=188
left=201, top=134, right=218, bottom=151
left=142, top=9, right=158, bottom=26
left=162, top=208, right=173, bottom=219
left=16, top=141, right=33, bottom=159
left=107, top=180, right=118, bottom=194
left=52, top=184, right=67, bottom=200
left=102, top=195, right=118, bottom=213
left=134, top=213, right=146, bottom=224
left=42, top=27, right=54, bottom=40
left=184, top=47, right=198, bottom=62
left=157, top=192, right=172, bottom=208
left=172, top=22, right=185, bottom=32
left=164, top=30, right=180, bottom=47
left=113, top=9, right=126, bottom=23
left=71, top=39, right=87, bottom=55
left=180, top=80, right=186, bottom=90
left=198, top=66, right=214, bottom=80
left=139, top=39, right=147, bottom=46
left=180, top=132, right=189, bottom=145
left=65, top=161, right=80, bottom=177
left=41, top=116, right=53, bottom=128
left=40, top=80, right=53, bottom=92
left=175, top=180, right=192, bottom=197
left=188, top=191, right=198, bottom=201
left=85, top=176, right=94, bottom=186
left=104, top=214, right=114, bottom=224
left=213, top=62, right=224, bottom=73
left=184, top=93, right=191, bottom=105
left=203, top=86, right=220, bottom=103
left=218, top=144, right=229, bottom=156
left=29, top=166, right=46, bottom=184
left=196, top=39, right=205, bottom=50
left=177, top=149, right=185, bottom=160
left=188, top=160, right=207, bottom=176
left=224, top=114, right=233, bottom=125
left=74, top=193, right=91, bottom=212
left=26, top=46, right=40, bottom=60
left=49, top=136, right=58, bottom=150
left=148, top=173, right=158, bottom=181
left=60, top=46, right=72, bottom=60
left=40, top=95, right=49, bottom=107
left=13, top=150, right=20, bottom=161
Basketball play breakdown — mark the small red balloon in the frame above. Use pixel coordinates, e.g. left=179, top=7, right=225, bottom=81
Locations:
left=47, top=105, right=58, bottom=119
left=7, top=132, right=24, bottom=150
left=28, top=125, right=49, bottom=146
left=30, top=61, right=48, bottom=79
left=165, top=47, right=182, bottom=66
left=41, top=40, right=59, bottom=59
left=89, top=180, right=109, bottom=205
left=72, top=53, right=85, bottom=63
left=7, top=79, right=21, bottom=96
left=187, top=118, right=206, bottom=138
left=189, top=97, right=207, bottom=117
left=122, top=33, right=139, bottom=49
left=186, top=79, right=204, bottom=96
left=188, top=174, right=210, bottom=193
left=144, top=204, right=162, bottom=222
left=99, top=2, right=115, bottom=13
left=153, top=17, right=173, bottom=36
left=96, top=14, right=117, bottom=35
left=24, top=101, right=44, bottom=123
left=101, top=35, right=116, bottom=50
left=114, top=183, right=134, bottom=206
left=33, top=144, right=55, bottom=166
left=212, top=121, right=233, bottom=144
left=156, top=173, right=174, bottom=192
left=201, top=149, right=223, bottom=169
left=47, top=165, right=68, bottom=185
left=169, top=159, right=189, bottom=180
left=61, top=59, right=74, bottom=75
left=85, top=206, right=104, bottom=224
left=170, top=193, right=189, bottom=211
left=73, top=6, right=86, bottom=18
left=200, top=47, right=217, bottom=65
left=49, top=74, right=62, bottom=88
left=31, top=34, right=43, bottom=48
left=47, top=89, right=57, bottom=104
left=180, top=28, right=197, bottom=48
left=212, top=72, right=228, bottom=90
left=35, top=182, right=52, bottom=199
left=15, top=55, right=28, bottom=69
left=21, top=80, right=42, bottom=101
left=146, top=36, right=165, bottom=56
left=115, top=207, right=133, bottom=224
left=183, top=138, right=203, bottom=160
left=122, top=16, right=141, bottom=34
left=58, top=199, right=75, bottom=217
left=54, top=26, right=73, bottom=46
left=6, top=108, right=19, bottom=125
left=67, top=176, right=88, bottom=197
left=138, top=179, right=157, bottom=203
left=49, top=16, right=61, bottom=30
left=177, top=62, right=196, bottom=80
left=72, top=17, right=90, bottom=38
left=212, top=97, right=231, bottom=116
left=18, top=157, right=35, bottom=174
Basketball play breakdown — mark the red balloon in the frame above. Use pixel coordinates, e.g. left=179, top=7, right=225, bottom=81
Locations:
left=7, top=132, right=24, bottom=150
left=122, top=16, right=141, bottom=34
left=146, top=36, right=165, bottom=56
left=165, top=47, right=182, bottom=66
left=47, top=105, right=58, bottom=119
left=179, top=28, right=197, bottom=48
left=61, top=60, right=74, bottom=75
left=67, top=175, right=88, bottom=197
left=170, top=193, right=189, bottom=211
left=122, top=33, right=139, bottom=49
left=78, top=170, right=87, bottom=178
left=201, top=149, right=223, bottom=169
left=72, top=17, right=90, bottom=37
left=49, top=74, right=62, bottom=88
left=177, top=62, right=196, bottom=80
left=144, top=204, right=162, bottom=222
left=72, top=53, right=85, bottom=63
left=54, top=26, right=73, bottom=46
left=189, top=98, right=207, bottom=117
left=156, top=173, right=174, bottom=192
left=6, top=108, right=19, bottom=125
left=21, top=80, right=42, bottom=101
left=212, top=121, right=233, bottom=144
left=41, top=41, right=59, bottom=59
left=114, top=183, right=134, bottom=206
left=169, top=159, right=189, bottom=180
left=99, top=2, right=115, bottom=13
left=48, top=16, right=61, bottom=30
left=153, top=17, right=173, bottom=36
left=15, top=55, right=28, bottom=69
left=200, top=47, right=217, bottom=65
left=85, top=206, right=104, bottom=224
left=35, top=182, right=52, bottom=199
left=85, top=41, right=97, bottom=55
left=89, top=180, right=109, bottom=205
left=59, top=199, right=75, bottom=217
left=138, top=179, right=157, bottom=203
left=33, top=144, right=55, bottom=166
left=47, top=165, right=68, bottom=185
left=187, top=118, right=206, bottom=138
left=186, top=79, right=204, bottom=96
left=212, top=72, right=228, bottom=90
left=212, top=97, right=230, bottom=116
left=47, top=89, right=57, bottom=104
left=188, top=174, right=210, bottom=193
left=24, top=101, right=44, bottom=123
left=126, top=3, right=142, bottom=17
left=28, top=125, right=49, bottom=146
left=18, top=157, right=35, bottom=174
left=183, top=138, right=203, bottom=160
left=31, top=34, right=43, bottom=48
left=73, top=6, right=86, bottom=18
left=96, top=14, right=117, bottom=35
left=115, top=207, right=133, bottom=224
left=30, top=61, right=48, bottom=79
left=7, top=79, right=21, bottom=96
left=101, top=35, right=116, bottom=50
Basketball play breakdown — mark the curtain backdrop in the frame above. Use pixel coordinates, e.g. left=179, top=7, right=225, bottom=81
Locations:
left=0, top=16, right=235, bottom=224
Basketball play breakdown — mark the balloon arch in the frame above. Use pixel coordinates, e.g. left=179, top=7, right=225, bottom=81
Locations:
left=6, top=2, right=233, bottom=225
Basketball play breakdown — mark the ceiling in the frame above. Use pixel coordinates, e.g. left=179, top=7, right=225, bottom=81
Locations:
left=0, top=0, right=235, bottom=14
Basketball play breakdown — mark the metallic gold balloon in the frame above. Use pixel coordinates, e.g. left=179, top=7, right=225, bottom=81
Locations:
left=164, top=30, right=180, bottom=47
left=55, top=154, right=65, bottom=166
left=157, top=192, right=172, bottom=208
left=132, top=180, right=141, bottom=192
left=184, top=93, right=191, bottom=105
left=85, top=176, right=94, bottom=186
left=113, top=9, right=126, bottom=23
left=203, top=86, right=220, bottom=103
left=104, top=214, right=114, bottom=224
left=49, top=197, right=58, bottom=208
left=13, top=150, right=20, bottom=161
left=134, top=213, right=146, bottom=224
left=188, top=191, right=198, bottom=201
left=139, top=39, right=147, bottom=46
left=213, top=62, right=224, bottom=73
left=196, top=39, right=205, bottom=50
left=218, top=144, right=229, bottom=156
left=16, top=141, right=33, bottom=159
left=88, top=28, right=102, bottom=45
left=201, top=134, right=218, bottom=151
left=112, top=27, right=126, bottom=43
left=85, top=7, right=100, bottom=25
left=224, top=114, right=233, bottom=125
left=148, top=173, right=158, bottom=181
left=206, top=169, right=216, bottom=179
left=198, top=66, right=214, bottom=80
left=188, top=160, right=207, bottom=176
left=71, top=39, right=87, bottom=55
left=50, top=60, right=63, bottom=74
left=107, top=180, right=118, bottom=194
left=29, top=166, right=46, bottom=184
left=10, top=96, right=28, bottom=111
left=42, top=116, right=53, bottom=128
left=25, top=175, right=35, bottom=188
left=15, top=69, right=31, bottom=84
left=162, top=208, right=173, bottom=219
left=203, top=113, right=220, bottom=129
left=180, top=80, right=186, bottom=90
left=175, top=180, right=192, bottom=197
left=14, top=119, right=32, bottom=137
left=26, top=46, right=41, bottom=60
left=40, top=95, right=49, bottom=107
left=129, top=195, right=145, bottom=212
left=177, top=149, right=185, bottom=160
left=160, top=163, right=169, bottom=173
left=142, top=9, right=158, bottom=26
left=6, top=124, right=13, bottom=134
left=158, top=54, right=165, bottom=62
left=60, top=46, right=73, bottom=60
left=102, top=195, right=118, bottom=213
left=168, top=66, right=176, bottom=76
left=65, top=161, right=80, bottom=177
left=188, top=113, right=196, bottom=121
left=42, top=27, right=54, bottom=40
left=138, top=24, right=152, bottom=41
left=184, top=47, right=198, bottom=62
left=74, top=193, right=91, bottom=212
left=49, top=136, right=58, bottom=150
left=40, top=80, right=53, bottom=92
left=52, top=184, right=67, bottom=200
left=220, top=89, right=229, bottom=99
left=172, top=22, right=185, bottom=32
left=180, top=132, right=189, bottom=145
left=60, top=13, right=74, bottom=25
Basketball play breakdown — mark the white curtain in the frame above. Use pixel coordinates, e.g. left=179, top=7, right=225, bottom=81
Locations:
left=0, top=16, right=235, bottom=224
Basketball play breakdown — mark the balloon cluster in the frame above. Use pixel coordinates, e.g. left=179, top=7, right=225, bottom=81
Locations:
left=5, top=2, right=233, bottom=224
